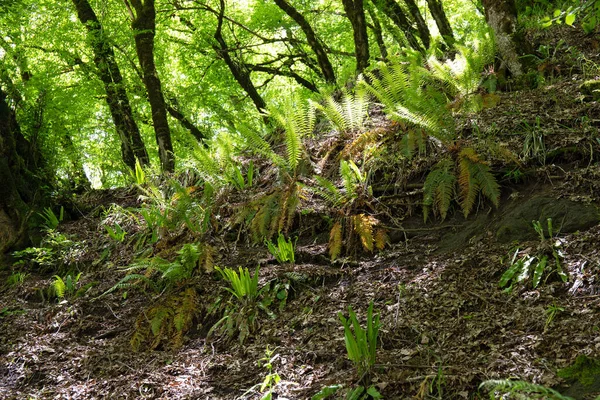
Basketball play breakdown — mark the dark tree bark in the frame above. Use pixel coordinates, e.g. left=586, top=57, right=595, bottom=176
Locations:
left=71, top=0, right=149, bottom=171
left=403, top=0, right=430, bottom=49
left=366, top=3, right=388, bottom=60
left=165, top=102, right=208, bottom=146
left=273, top=0, right=336, bottom=85
left=125, top=0, right=175, bottom=172
left=425, top=0, right=455, bottom=48
left=0, top=87, right=44, bottom=253
left=481, top=0, right=527, bottom=76
left=213, top=0, right=268, bottom=116
left=342, top=0, right=370, bottom=74
left=371, top=0, right=422, bottom=52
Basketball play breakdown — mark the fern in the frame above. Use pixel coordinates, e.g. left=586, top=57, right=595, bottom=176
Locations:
left=374, top=229, right=388, bottom=250
left=352, top=214, right=375, bottom=252
left=360, top=60, right=453, bottom=138
left=480, top=379, right=574, bottom=400
left=329, top=221, right=343, bottom=261
left=52, top=275, right=66, bottom=299
left=131, top=288, right=199, bottom=351
left=270, top=94, right=315, bottom=172
left=458, top=148, right=500, bottom=217
left=248, top=184, right=299, bottom=242
left=423, top=158, right=456, bottom=222
left=313, top=88, right=369, bottom=134
left=400, top=129, right=428, bottom=159
left=311, top=175, right=344, bottom=207
left=341, top=129, right=382, bottom=159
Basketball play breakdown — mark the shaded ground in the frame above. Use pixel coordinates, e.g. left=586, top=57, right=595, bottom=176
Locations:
left=2, top=25, right=600, bottom=400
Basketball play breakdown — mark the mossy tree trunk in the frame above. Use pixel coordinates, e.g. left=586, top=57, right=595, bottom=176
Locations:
left=371, top=0, right=422, bottom=52
left=481, top=0, right=529, bottom=77
left=342, top=0, right=371, bottom=74
left=425, top=0, right=455, bottom=48
left=72, top=0, right=149, bottom=171
left=0, top=87, right=45, bottom=254
left=125, top=0, right=175, bottom=173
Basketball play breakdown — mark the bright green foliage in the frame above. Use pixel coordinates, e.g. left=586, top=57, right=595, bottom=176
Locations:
left=51, top=272, right=87, bottom=300
left=12, top=231, right=78, bottom=273
left=499, top=219, right=568, bottom=291
left=39, top=206, right=64, bottom=231
left=210, top=266, right=264, bottom=344
left=6, top=271, right=28, bottom=287
left=545, top=302, right=564, bottom=331
left=265, top=233, right=296, bottom=264
left=105, top=223, right=126, bottom=242
left=361, top=60, right=453, bottom=137
left=338, top=301, right=380, bottom=379
left=270, top=95, right=315, bottom=174
left=480, top=379, right=574, bottom=400
left=426, top=39, right=495, bottom=111
left=216, top=266, right=260, bottom=302
left=313, top=89, right=369, bottom=134
left=103, top=243, right=212, bottom=297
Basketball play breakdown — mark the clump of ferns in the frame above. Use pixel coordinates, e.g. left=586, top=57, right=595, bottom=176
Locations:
left=423, top=147, right=501, bottom=222
left=136, top=176, right=213, bottom=243
left=310, top=159, right=388, bottom=260
left=234, top=95, right=314, bottom=243
left=101, top=243, right=211, bottom=351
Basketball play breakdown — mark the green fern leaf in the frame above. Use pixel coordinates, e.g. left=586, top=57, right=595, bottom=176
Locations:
left=423, top=158, right=456, bottom=222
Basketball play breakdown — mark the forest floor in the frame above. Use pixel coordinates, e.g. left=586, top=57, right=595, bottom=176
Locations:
left=2, top=25, right=600, bottom=400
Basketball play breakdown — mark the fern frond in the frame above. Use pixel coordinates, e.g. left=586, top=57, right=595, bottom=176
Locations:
left=423, top=158, right=456, bottom=222
left=352, top=214, right=376, bottom=252
left=311, top=175, right=343, bottom=207
left=270, top=95, right=314, bottom=172
left=374, top=229, right=388, bottom=250
left=458, top=148, right=500, bottom=217
left=52, top=276, right=66, bottom=299
left=329, top=221, right=343, bottom=261
left=480, top=379, right=574, bottom=400
left=341, top=129, right=382, bottom=159
left=400, top=129, right=428, bottom=159
left=314, top=88, right=369, bottom=133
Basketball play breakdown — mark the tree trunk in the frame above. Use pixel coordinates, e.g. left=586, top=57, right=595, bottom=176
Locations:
left=425, top=0, right=455, bottom=48
left=366, top=3, right=388, bottom=60
left=371, top=0, right=422, bottom=52
left=404, top=0, right=430, bottom=49
left=0, top=87, right=44, bottom=253
left=72, top=0, right=149, bottom=170
left=342, top=0, right=370, bottom=74
left=165, top=102, right=208, bottom=146
left=273, top=0, right=336, bottom=85
left=128, top=0, right=175, bottom=172
left=481, top=0, right=527, bottom=76
left=213, top=0, right=268, bottom=117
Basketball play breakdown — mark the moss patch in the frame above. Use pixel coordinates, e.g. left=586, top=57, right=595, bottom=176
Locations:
left=559, top=355, right=600, bottom=386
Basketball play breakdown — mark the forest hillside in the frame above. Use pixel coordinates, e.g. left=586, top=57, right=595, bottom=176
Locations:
left=2, top=0, right=600, bottom=399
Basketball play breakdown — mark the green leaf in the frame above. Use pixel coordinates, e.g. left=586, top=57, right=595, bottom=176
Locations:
left=565, top=13, right=576, bottom=26
left=533, top=256, right=547, bottom=288
left=311, top=384, right=342, bottom=400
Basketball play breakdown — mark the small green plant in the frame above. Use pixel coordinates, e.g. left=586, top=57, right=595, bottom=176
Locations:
left=132, top=158, right=146, bottom=185
left=51, top=272, right=84, bottom=300
left=558, top=355, right=600, bottom=386
left=6, top=271, right=28, bottom=287
left=258, top=346, right=282, bottom=400
left=105, top=223, right=126, bottom=242
left=499, top=218, right=568, bottom=291
left=39, top=206, right=64, bottom=231
left=480, top=379, right=574, bottom=400
left=210, top=266, right=265, bottom=343
left=265, top=233, right=296, bottom=264
left=521, top=117, right=546, bottom=164
left=545, top=302, right=564, bottom=331
left=229, top=161, right=254, bottom=190
left=12, top=230, right=78, bottom=273
left=311, top=384, right=382, bottom=400
left=338, top=301, right=380, bottom=381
